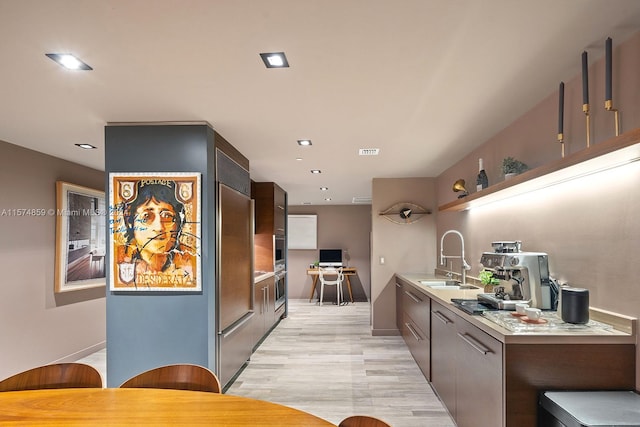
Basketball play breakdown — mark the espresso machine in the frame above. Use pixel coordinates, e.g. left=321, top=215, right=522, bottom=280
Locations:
left=477, top=241, right=555, bottom=310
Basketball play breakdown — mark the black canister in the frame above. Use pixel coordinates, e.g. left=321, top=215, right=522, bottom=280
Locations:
left=561, top=287, right=590, bottom=324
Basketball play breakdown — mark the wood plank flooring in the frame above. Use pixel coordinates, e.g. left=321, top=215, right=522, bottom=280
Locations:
left=228, top=299, right=454, bottom=427
left=77, top=299, right=454, bottom=426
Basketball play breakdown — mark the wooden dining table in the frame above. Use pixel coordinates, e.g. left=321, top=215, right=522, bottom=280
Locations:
left=0, top=388, right=336, bottom=426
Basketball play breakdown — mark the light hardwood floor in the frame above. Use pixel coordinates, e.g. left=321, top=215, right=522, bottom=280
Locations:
left=78, top=299, right=454, bottom=427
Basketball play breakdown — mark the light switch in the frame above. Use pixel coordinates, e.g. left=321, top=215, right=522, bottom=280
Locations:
left=380, top=256, right=385, bottom=265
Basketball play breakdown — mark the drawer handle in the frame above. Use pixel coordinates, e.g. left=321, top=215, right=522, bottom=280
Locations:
left=405, top=322, right=422, bottom=342
left=457, top=332, right=492, bottom=355
left=220, top=312, right=255, bottom=337
left=404, top=290, right=423, bottom=303
left=433, top=310, right=453, bottom=325
left=395, top=283, right=402, bottom=288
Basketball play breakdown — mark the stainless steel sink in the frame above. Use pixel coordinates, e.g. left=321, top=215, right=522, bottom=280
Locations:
left=419, top=280, right=458, bottom=286
left=418, top=280, right=479, bottom=290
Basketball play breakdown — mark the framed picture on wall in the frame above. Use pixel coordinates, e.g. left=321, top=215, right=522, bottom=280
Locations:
left=288, top=214, right=317, bottom=249
left=54, top=181, right=107, bottom=293
left=108, top=173, right=202, bottom=292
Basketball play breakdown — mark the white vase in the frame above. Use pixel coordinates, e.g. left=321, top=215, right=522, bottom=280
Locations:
left=504, top=173, right=516, bottom=180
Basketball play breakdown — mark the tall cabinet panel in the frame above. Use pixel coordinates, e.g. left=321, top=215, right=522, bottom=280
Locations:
left=252, top=181, right=287, bottom=324
left=252, top=182, right=286, bottom=267
left=218, top=183, right=252, bottom=331
left=216, top=154, right=254, bottom=387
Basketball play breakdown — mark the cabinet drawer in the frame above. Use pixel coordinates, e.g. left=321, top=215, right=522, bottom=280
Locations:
left=402, top=312, right=430, bottom=379
left=430, top=301, right=457, bottom=414
left=402, top=288, right=430, bottom=336
left=455, top=316, right=503, bottom=427
left=456, top=316, right=502, bottom=373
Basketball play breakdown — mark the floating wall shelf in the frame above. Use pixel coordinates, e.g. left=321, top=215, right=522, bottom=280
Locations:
left=438, top=128, right=640, bottom=212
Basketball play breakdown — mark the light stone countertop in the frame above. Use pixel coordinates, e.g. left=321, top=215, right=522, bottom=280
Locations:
left=254, top=271, right=275, bottom=283
left=396, top=272, right=636, bottom=345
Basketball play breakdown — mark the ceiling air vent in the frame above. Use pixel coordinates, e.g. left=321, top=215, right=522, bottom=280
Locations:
left=358, top=148, right=380, bottom=156
left=352, top=196, right=372, bottom=204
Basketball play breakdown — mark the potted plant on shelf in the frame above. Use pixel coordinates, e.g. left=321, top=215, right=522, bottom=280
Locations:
left=479, top=269, right=500, bottom=293
left=501, top=156, right=528, bottom=180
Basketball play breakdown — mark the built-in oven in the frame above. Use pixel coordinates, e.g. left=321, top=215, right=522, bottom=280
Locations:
left=274, top=263, right=286, bottom=311
left=274, top=235, right=285, bottom=265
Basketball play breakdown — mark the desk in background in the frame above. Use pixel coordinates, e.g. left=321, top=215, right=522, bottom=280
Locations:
left=307, top=267, right=357, bottom=303
left=0, top=388, right=335, bottom=426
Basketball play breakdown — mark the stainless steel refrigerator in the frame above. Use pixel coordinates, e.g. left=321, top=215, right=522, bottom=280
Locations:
left=216, top=158, right=254, bottom=388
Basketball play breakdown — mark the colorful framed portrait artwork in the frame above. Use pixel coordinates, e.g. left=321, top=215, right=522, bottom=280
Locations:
left=109, top=173, right=202, bottom=292
left=54, top=181, right=107, bottom=293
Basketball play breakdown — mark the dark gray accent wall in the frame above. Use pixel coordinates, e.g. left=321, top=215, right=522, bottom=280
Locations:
left=104, top=123, right=217, bottom=387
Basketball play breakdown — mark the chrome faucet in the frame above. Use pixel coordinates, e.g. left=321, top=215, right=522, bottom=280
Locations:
left=440, top=229, right=471, bottom=284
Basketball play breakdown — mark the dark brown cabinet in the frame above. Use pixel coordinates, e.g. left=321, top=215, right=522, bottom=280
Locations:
left=253, top=275, right=275, bottom=347
left=395, top=282, right=403, bottom=332
left=273, top=185, right=286, bottom=236
left=455, top=315, right=502, bottom=427
left=397, top=280, right=431, bottom=379
left=252, top=181, right=287, bottom=326
left=396, top=274, right=635, bottom=427
left=402, top=311, right=430, bottom=378
left=431, top=300, right=502, bottom=427
left=252, top=182, right=287, bottom=272
left=430, top=301, right=458, bottom=419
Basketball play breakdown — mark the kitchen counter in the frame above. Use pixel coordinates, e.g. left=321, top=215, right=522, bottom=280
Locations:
left=396, top=273, right=636, bottom=345
left=396, top=272, right=637, bottom=427
left=254, top=271, right=274, bottom=283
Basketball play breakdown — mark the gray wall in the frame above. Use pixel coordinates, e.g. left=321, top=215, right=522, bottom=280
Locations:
left=287, top=205, right=371, bottom=303
left=105, top=124, right=215, bottom=387
left=0, top=140, right=106, bottom=381
left=370, top=178, right=437, bottom=335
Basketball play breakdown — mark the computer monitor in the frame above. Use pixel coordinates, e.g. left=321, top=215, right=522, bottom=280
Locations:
left=318, top=249, right=342, bottom=267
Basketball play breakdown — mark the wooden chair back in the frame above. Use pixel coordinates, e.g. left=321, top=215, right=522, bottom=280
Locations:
left=119, top=364, right=221, bottom=393
left=339, top=415, right=392, bottom=427
left=0, top=363, right=103, bottom=392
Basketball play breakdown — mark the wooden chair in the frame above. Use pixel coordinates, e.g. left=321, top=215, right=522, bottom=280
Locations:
left=318, top=266, right=344, bottom=306
left=339, top=415, right=392, bottom=427
left=119, top=364, right=221, bottom=393
left=0, top=363, right=103, bottom=392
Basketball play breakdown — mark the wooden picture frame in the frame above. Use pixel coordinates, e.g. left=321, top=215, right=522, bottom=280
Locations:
left=108, top=173, right=202, bottom=292
left=54, top=181, right=107, bottom=293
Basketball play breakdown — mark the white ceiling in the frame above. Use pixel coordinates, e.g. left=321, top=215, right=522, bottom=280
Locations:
left=2, top=1, right=640, bottom=205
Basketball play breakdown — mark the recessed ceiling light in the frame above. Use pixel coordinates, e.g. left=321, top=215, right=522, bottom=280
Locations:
left=324, top=198, right=332, bottom=201
left=320, top=187, right=328, bottom=191
left=75, top=143, right=97, bottom=149
left=302, top=202, right=312, bottom=205
left=296, top=157, right=303, bottom=161
left=297, top=139, right=312, bottom=146
left=46, top=53, right=93, bottom=70
left=259, top=52, right=289, bottom=68
left=311, top=170, right=322, bottom=174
